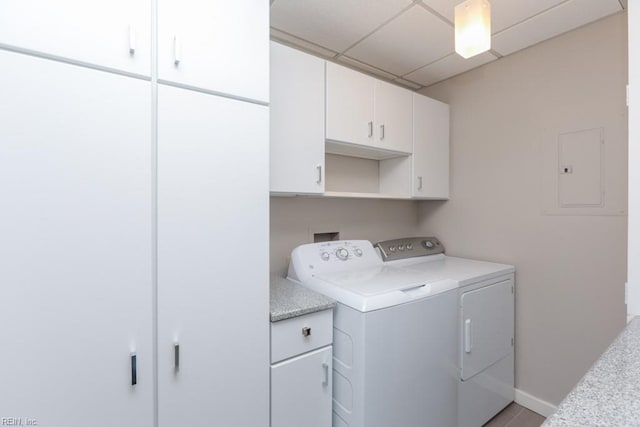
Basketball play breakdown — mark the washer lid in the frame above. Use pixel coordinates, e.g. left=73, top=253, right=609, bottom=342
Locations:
left=293, top=265, right=458, bottom=312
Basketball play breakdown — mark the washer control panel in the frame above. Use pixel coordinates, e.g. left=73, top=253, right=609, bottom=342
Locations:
left=288, top=240, right=381, bottom=282
left=374, top=237, right=444, bottom=262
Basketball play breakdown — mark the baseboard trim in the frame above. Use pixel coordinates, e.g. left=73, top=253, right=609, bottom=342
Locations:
left=514, top=389, right=557, bottom=417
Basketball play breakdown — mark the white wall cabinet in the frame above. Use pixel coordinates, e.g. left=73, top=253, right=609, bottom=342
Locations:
left=270, top=42, right=325, bottom=194
left=0, top=50, right=153, bottom=427
left=326, top=62, right=413, bottom=156
left=158, top=0, right=268, bottom=103
left=413, top=94, right=450, bottom=199
left=157, top=84, right=269, bottom=427
left=270, top=310, right=333, bottom=427
left=270, top=43, right=449, bottom=200
left=0, top=0, right=151, bottom=76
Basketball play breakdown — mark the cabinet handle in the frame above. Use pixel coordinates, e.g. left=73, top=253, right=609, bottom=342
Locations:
left=464, top=319, right=472, bottom=353
left=418, top=176, right=423, bottom=190
left=322, top=362, right=329, bottom=387
left=174, top=343, right=180, bottom=372
left=302, top=326, right=311, bottom=337
left=128, top=25, right=136, bottom=55
left=316, top=165, right=322, bottom=184
left=380, top=124, right=385, bottom=140
left=174, top=36, right=182, bottom=66
left=368, top=121, right=373, bottom=138
left=131, top=352, right=137, bottom=386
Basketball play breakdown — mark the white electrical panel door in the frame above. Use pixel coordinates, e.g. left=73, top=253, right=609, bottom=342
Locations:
left=0, top=51, right=153, bottom=426
left=0, top=0, right=151, bottom=76
left=460, top=279, right=514, bottom=381
left=374, top=80, right=413, bottom=154
left=326, top=61, right=376, bottom=147
left=270, top=42, right=325, bottom=194
left=158, top=0, right=268, bottom=103
left=412, top=94, right=450, bottom=199
left=271, top=347, right=333, bottom=427
left=157, top=85, right=269, bottom=427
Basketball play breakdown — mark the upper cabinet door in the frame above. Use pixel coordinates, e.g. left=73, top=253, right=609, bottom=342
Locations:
left=326, top=62, right=375, bottom=147
left=0, top=51, right=153, bottom=426
left=374, top=80, right=413, bottom=154
left=270, top=42, right=325, bottom=194
left=413, top=94, right=450, bottom=199
left=0, top=0, right=151, bottom=76
left=158, top=0, right=268, bottom=103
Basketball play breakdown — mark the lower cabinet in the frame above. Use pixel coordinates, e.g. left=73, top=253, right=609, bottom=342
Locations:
left=270, top=310, right=333, bottom=427
left=271, top=347, right=333, bottom=427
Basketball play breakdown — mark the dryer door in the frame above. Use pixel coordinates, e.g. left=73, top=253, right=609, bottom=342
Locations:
left=460, top=278, right=514, bottom=381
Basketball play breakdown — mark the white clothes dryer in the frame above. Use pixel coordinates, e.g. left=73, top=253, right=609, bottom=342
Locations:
left=375, top=237, right=515, bottom=427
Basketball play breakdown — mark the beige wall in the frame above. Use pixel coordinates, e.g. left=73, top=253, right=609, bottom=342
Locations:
left=270, top=197, right=418, bottom=276
left=419, top=12, right=628, bottom=405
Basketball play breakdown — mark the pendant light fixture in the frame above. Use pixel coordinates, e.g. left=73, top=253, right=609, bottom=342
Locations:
left=455, top=0, right=491, bottom=59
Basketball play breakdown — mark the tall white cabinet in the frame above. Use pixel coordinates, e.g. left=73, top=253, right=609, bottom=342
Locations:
left=157, top=85, right=269, bottom=426
left=0, top=50, right=153, bottom=427
left=0, top=1, right=269, bottom=426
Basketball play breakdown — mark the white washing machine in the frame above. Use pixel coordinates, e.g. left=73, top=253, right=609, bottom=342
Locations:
left=288, top=240, right=459, bottom=427
left=374, top=237, right=515, bottom=427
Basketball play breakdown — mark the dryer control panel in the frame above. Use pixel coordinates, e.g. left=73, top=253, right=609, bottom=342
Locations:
left=375, top=237, right=444, bottom=262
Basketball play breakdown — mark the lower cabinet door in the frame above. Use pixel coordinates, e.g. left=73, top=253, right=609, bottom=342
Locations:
left=271, top=346, right=333, bottom=427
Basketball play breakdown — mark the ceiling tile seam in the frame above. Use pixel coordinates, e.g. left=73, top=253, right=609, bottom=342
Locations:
left=338, top=56, right=403, bottom=80
left=400, top=52, right=457, bottom=79
left=491, top=0, right=574, bottom=37
left=334, top=2, right=418, bottom=60
left=415, top=1, right=454, bottom=27
left=269, top=26, right=338, bottom=56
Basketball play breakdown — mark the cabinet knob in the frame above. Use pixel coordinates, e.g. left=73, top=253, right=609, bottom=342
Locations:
left=302, top=326, right=311, bottom=337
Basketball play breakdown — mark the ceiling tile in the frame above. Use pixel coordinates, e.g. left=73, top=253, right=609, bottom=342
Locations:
left=270, top=0, right=412, bottom=53
left=404, top=51, right=497, bottom=86
left=345, top=6, right=454, bottom=76
left=270, top=28, right=338, bottom=58
left=337, top=56, right=399, bottom=80
left=492, top=0, right=622, bottom=56
left=420, top=0, right=568, bottom=33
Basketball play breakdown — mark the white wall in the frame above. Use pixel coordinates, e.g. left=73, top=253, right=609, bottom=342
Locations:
left=270, top=197, right=418, bottom=276
left=419, top=12, right=628, bottom=405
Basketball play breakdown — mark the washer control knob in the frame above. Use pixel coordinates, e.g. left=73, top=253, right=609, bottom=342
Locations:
left=320, top=251, right=330, bottom=261
left=398, top=244, right=405, bottom=251
left=407, top=243, right=413, bottom=250
left=389, top=245, right=396, bottom=253
left=354, top=248, right=363, bottom=257
left=336, top=247, right=349, bottom=260
left=424, top=240, right=435, bottom=249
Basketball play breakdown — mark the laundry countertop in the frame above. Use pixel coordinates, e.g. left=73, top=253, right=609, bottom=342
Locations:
left=270, top=275, right=335, bottom=322
left=542, top=316, right=640, bottom=426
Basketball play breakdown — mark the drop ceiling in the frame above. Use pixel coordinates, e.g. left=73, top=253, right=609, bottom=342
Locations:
left=270, top=0, right=625, bottom=90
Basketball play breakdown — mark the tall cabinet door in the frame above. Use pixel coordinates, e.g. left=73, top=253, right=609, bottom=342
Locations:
left=0, top=51, right=153, bottom=427
left=157, top=85, right=270, bottom=427
left=270, top=42, right=325, bottom=194
left=157, top=0, right=269, bottom=103
left=0, top=0, right=151, bottom=76
left=412, top=94, right=450, bottom=199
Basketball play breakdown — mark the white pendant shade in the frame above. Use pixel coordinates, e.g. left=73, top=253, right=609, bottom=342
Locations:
left=455, top=0, right=491, bottom=59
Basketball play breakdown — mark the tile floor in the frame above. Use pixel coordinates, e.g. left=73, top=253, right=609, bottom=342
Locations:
left=483, top=403, right=546, bottom=427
